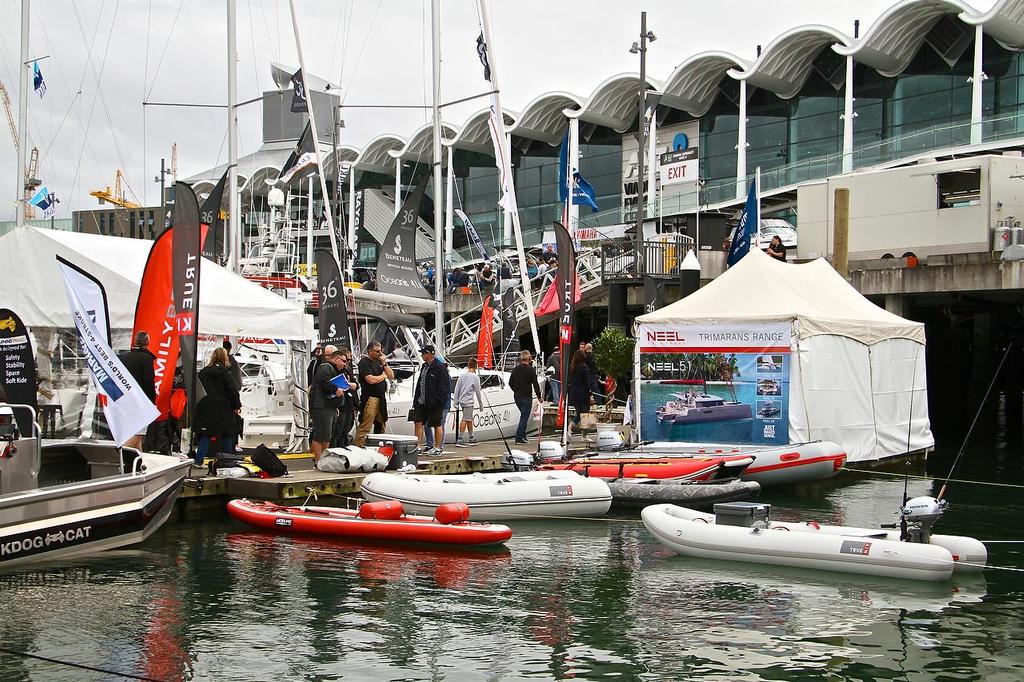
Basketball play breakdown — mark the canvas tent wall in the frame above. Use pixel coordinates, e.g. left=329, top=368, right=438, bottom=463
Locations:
left=635, top=248, right=932, bottom=463
left=0, top=227, right=313, bottom=439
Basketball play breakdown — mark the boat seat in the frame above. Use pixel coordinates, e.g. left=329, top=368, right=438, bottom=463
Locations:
left=442, top=479, right=468, bottom=484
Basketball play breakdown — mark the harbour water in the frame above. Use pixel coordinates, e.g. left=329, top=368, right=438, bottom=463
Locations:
left=1, top=443, right=1022, bottom=680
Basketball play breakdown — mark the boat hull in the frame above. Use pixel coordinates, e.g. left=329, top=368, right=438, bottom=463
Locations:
left=642, top=504, right=985, bottom=581
left=226, top=499, right=512, bottom=546
left=629, top=440, right=846, bottom=486
left=361, top=471, right=612, bottom=521
left=608, top=479, right=760, bottom=509
left=0, top=448, right=190, bottom=569
left=540, top=456, right=753, bottom=482
left=659, top=403, right=753, bottom=425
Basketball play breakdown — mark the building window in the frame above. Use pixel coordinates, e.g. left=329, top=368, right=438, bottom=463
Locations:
left=937, top=169, right=980, bottom=208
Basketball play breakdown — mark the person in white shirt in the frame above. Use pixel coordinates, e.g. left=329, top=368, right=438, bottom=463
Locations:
left=453, top=358, right=484, bottom=446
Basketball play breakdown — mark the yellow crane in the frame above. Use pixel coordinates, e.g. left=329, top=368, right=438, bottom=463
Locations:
left=90, top=170, right=140, bottom=210
left=1, top=81, right=41, bottom=221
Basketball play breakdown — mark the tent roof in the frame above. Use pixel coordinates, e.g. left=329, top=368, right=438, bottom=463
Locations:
left=0, top=227, right=313, bottom=339
left=636, top=248, right=925, bottom=345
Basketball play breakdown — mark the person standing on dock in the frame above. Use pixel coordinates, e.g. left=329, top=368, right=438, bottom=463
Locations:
left=568, top=350, right=593, bottom=436
left=118, top=331, right=157, bottom=451
left=545, top=346, right=561, bottom=405
left=509, top=350, right=543, bottom=444
left=331, top=348, right=358, bottom=448
left=309, top=350, right=346, bottom=466
left=353, top=341, right=394, bottom=447
left=411, top=346, right=450, bottom=455
left=193, top=348, right=243, bottom=466
left=453, top=358, right=484, bottom=447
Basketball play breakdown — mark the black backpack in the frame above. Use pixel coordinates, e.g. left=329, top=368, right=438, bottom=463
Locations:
left=252, top=444, right=288, bottom=478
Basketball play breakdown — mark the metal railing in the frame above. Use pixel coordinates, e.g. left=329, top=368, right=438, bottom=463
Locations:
left=445, top=246, right=605, bottom=356
left=600, top=235, right=695, bottom=282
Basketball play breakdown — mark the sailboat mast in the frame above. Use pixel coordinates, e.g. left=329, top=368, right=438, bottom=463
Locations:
left=478, top=0, right=542, bottom=357
left=287, top=0, right=340, bottom=264
left=431, top=0, right=445, bottom=354
left=227, top=0, right=240, bottom=271
left=15, top=0, right=29, bottom=228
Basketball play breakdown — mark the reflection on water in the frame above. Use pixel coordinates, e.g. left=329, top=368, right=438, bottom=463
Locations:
left=0, top=466, right=1023, bottom=680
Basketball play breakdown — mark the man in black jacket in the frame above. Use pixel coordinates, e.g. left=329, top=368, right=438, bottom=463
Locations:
left=309, top=350, right=347, bottom=466
left=118, top=331, right=157, bottom=451
left=508, top=350, right=543, bottom=444
left=410, top=345, right=450, bottom=455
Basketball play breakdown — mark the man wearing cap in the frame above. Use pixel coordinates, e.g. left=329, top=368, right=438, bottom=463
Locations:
left=410, top=345, right=450, bottom=455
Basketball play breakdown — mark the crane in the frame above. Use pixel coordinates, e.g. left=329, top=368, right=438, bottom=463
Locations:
left=0, top=81, right=17, bottom=151
left=90, top=170, right=141, bottom=209
left=2, top=81, right=42, bottom=221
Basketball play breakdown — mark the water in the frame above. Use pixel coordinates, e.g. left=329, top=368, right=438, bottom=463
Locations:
left=1, top=451, right=1023, bottom=681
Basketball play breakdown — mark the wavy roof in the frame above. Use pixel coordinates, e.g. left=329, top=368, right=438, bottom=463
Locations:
left=206, top=1, right=1024, bottom=182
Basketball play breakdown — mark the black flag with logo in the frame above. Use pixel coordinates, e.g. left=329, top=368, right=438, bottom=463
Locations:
left=476, top=33, right=491, bottom=81
left=170, top=182, right=208, bottom=417
left=290, top=68, right=308, bottom=113
left=498, top=281, right=519, bottom=370
left=200, top=170, right=228, bottom=264
left=553, top=221, right=577, bottom=407
left=0, top=308, right=37, bottom=435
left=315, top=248, right=351, bottom=351
left=268, top=121, right=317, bottom=189
left=376, top=174, right=432, bottom=299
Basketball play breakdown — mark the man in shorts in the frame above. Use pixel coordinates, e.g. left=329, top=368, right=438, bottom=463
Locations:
left=309, top=350, right=346, bottom=466
left=410, top=345, right=450, bottom=455
left=453, top=358, right=484, bottom=446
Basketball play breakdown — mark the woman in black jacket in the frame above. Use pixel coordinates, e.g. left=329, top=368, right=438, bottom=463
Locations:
left=567, top=350, right=592, bottom=433
left=192, top=347, right=242, bottom=465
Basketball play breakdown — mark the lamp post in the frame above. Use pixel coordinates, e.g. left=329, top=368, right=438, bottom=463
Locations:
left=630, top=12, right=658, bottom=311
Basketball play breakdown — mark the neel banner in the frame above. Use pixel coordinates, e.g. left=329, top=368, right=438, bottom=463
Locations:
left=170, top=182, right=208, bottom=415
left=376, top=174, right=431, bottom=299
left=58, top=260, right=158, bottom=446
left=200, top=171, right=228, bottom=264
left=315, top=248, right=352, bottom=350
left=553, top=221, right=577, bottom=428
left=0, top=308, right=37, bottom=434
left=477, top=295, right=495, bottom=369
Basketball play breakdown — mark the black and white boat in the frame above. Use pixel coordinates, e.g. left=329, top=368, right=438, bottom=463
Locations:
left=0, top=405, right=191, bottom=569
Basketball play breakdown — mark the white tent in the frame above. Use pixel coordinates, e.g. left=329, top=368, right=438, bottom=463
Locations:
left=0, top=227, right=313, bottom=339
left=636, top=248, right=932, bottom=463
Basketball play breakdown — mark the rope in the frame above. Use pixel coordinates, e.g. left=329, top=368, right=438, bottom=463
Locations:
left=840, top=467, right=1024, bottom=490
left=0, top=646, right=166, bottom=682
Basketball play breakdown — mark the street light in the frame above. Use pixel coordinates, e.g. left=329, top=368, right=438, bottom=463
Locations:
left=631, top=11, right=657, bottom=309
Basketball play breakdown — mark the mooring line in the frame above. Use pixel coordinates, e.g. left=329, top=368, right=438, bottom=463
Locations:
left=841, top=467, right=1024, bottom=489
left=0, top=646, right=166, bottom=682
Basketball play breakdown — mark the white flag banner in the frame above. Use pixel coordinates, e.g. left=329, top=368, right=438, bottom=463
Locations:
left=57, top=259, right=159, bottom=446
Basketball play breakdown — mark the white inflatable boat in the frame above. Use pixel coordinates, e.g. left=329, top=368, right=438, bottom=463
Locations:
left=361, top=470, right=612, bottom=521
left=642, top=499, right=987, bottom=582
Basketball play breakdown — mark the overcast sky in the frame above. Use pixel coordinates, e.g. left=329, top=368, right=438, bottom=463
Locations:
left=0, top=0, right=999, bottom=218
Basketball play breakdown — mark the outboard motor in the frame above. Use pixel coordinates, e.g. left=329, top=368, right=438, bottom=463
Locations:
left=502, top=449, right=534, bottom=471
left=536, top=440, right=566, bottom=462
left=900, top=496, right=947, bottom=543
left=595, top=428, right=625, bottom=451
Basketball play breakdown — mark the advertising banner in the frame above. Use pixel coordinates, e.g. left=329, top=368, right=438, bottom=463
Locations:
left=315, top=248, right=352, bottom=351
left=637, top=322, right=791, bottom=445
left=376, top=175, right=432, bottom=299
left=0, top=308, right=37, bottom=434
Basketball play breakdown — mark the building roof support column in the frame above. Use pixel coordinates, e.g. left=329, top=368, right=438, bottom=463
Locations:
left=394, top=159, right=402, bottom=217
left=736, top=79, right=748, bottom=200
left=568, top=116, right=580, bottom=234
left=970, top=25, right=986, bottom=146
left=841, top=55, right=856, bottom=174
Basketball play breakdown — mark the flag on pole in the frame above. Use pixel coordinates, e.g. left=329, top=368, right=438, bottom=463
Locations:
left=57, top=259, right=158, bottom=446
left=290, top=68, right=308, bottom=113
left=267, top=121, right=318, bottom=188
left=726, top=178, right=759, bottom=268
left=476, top=33, right=491, bottom=82
left=477, top=295, right=495, bottom=369
left=29, top=185, right=56, bottom=218
left=33, top=61, right=46, bottom=98
left=557, top=132, right=599, bottom=211
left=454, top=208, right=489, bottom=261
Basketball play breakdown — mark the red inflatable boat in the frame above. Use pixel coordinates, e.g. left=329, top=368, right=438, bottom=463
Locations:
left=539, top=455, right=753, bottom=481
left=226, top=499, right=513, bottom=546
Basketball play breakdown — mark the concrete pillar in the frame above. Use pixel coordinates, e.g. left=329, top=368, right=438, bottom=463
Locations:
left=608, top=284, right=628, bottom=332
left=841, top=55, right=855, bottom=174
left=970, top=25, right=985, bottom=146
left=736, top=80, right=748, bottom=200
left=394, top=158, right=402, bottom=217
left=883, top=295, right=907, bottom=318
left=647, top=106, right=658, bottom=221
left=833, top=187, right=850, bottom=277
left=444, top=145, right=454, bottom=265
left=968, top=312, right=995, bottom=438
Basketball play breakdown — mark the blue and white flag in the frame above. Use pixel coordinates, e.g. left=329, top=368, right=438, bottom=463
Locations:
left=726, top=178, right=759, bottom=268
left=33, top=61, right=46, bottom=98
left=558, top=132, right=599, bottom=211
left=57, top=258, right=159, bottom=446
left=29, top=185, right=55, bottom=218
left=454, top=208, right=489, bottom=261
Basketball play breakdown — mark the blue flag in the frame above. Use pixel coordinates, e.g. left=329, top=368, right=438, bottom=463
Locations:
left=30, top=185, right=55, bottom=217
left=558, top=131, right=600, bottom=211
left=727, top=179, right=759, bottom=267
left=33, top=61, right=46, bottom=98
